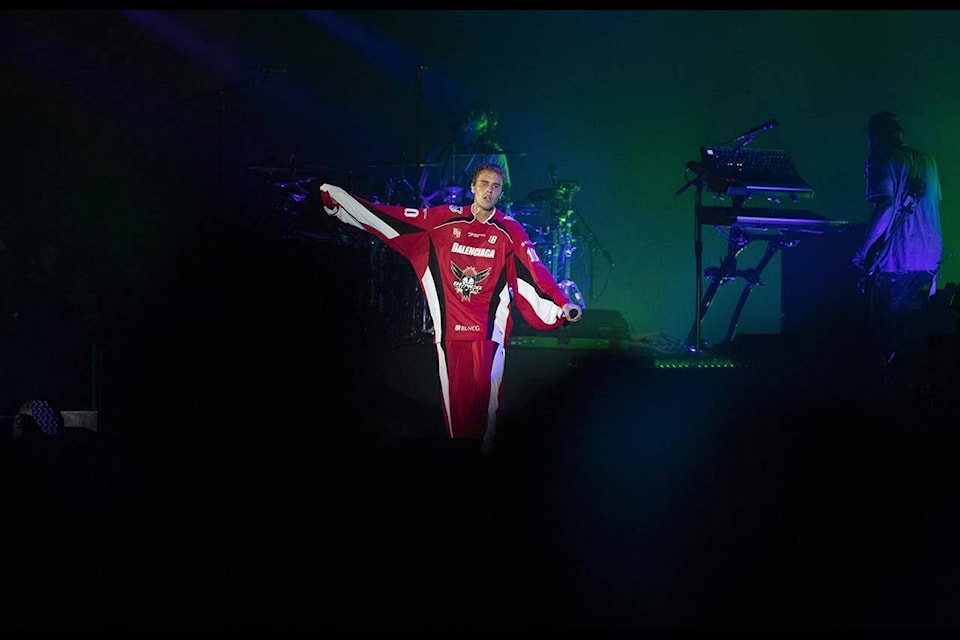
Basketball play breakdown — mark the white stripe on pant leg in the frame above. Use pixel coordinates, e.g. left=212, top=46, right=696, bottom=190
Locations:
left=483, top=342, right=506, bottom=451
left=436, top=342, right=454, bottom=438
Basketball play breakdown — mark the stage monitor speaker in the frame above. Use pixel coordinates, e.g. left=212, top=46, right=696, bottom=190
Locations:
left=512, top=308, right=630, bottom=340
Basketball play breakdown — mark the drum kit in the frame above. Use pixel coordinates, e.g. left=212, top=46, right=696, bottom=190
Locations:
left=517, top=178, right=586, bottom=308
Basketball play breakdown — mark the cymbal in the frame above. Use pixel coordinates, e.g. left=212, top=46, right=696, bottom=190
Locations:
left=270, top=176, right=317, bottom=187
left=526, top=181, right=581, bottom=202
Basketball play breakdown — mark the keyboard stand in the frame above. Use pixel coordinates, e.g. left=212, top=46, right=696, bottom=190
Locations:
left=684, top=226, right=801, bottom=351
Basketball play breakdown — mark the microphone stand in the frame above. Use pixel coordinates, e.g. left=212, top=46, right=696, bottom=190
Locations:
left=415, top=64, right=427, bottom=186
left=675, top=132, right=758, bottom=357
left=179, top=69, right=280, bottom=224
left=573, top=210, right=612, bottom=307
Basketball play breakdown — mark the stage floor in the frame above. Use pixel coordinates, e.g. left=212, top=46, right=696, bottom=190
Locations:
left=3, top=333, right=960, bottom=629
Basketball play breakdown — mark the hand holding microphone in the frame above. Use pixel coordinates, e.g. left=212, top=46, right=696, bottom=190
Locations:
left=563, top=303, right=582, bottom=323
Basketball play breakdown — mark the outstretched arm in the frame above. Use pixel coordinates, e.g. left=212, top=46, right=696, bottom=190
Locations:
left=321, top=183, right=436, bottom=277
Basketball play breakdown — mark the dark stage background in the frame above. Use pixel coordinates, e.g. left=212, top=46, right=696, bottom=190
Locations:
left=4, top=10, right=960, bottom=630
left=5, top=10, right=960, bottom=347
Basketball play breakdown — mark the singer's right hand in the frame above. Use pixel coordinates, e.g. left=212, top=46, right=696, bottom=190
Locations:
left=562, top=304, right=582, bottom=323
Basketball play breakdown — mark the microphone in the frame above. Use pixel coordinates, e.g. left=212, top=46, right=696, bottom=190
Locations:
left=734, top=118, right=777, bottom=141
left=567, top=307, right=580, bottom=321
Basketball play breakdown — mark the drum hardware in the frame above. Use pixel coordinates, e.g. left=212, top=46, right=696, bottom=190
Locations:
left=526, top=180, right=581, bottom=204
left=269, top=176, right=317, bottom=187
left=382, top=175, right=419, bottom=206
left=249, top=156, right=335, bottom=205
left=247, top=157, right=337, bottom=175
left=509, top=201, right=540, bottom=217
left=247, top=155, right=358, bottom=201
left=420, top=184, right=467, bottom=207
left=525, top=169, right=586, bottom=307
left=559, top=279, right=585, bottom=308
left=525, top=187, right=563, bottom=203
left=365, top=154, right=435, bottom=207
left=438, top=185, right=464, bottom=205
left=269, top=176, right=317, bottom=203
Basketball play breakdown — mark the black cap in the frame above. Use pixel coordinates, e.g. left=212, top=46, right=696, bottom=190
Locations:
left=867, top=111, right=905, bottom=135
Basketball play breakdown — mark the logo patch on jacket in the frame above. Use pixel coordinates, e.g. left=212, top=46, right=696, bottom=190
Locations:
left=451, top=261, right=491, bottom=301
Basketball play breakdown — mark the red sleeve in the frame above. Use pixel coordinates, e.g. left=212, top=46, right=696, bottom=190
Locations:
left=320, top=183, right=430, bottom=259
left=503, top=217, right=570, bottom=332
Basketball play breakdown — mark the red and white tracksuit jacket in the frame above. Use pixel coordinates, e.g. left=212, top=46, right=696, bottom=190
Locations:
left=320, top=184, right=571, bottom=443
